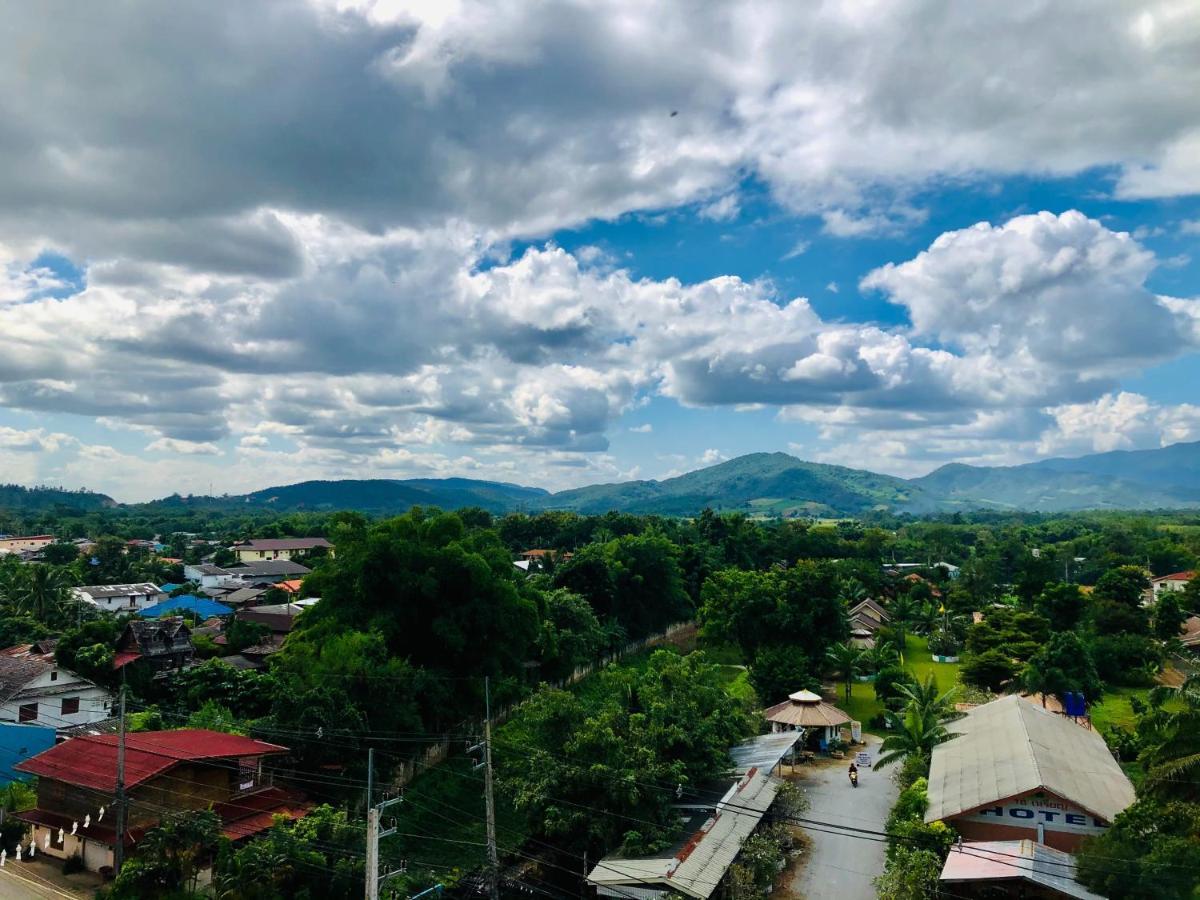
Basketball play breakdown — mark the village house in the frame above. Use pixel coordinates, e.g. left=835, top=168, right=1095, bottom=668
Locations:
left=0, top=641, right=113, bottom=731
left=139, top=595, right=234, bottom=620
left=232, top=538, right=333, bottom=563
left=183, top=563, right=236, bottom=589
left=849, top=598, right=890, bottom=635
left=1150, top=570, right=1195, bottom=598
left=114, top=618, right=195, bottom=676
left=925, top=695, right=1135, bottom=853
left=586, top=768, right=782, bottom=900
left=72, top=583, right=166, bottom=614
left=0, top=534, right=55, bottom=555
left=938, top=839, right=1104, bottom=898
left=14, top=729, right=309, bottom=872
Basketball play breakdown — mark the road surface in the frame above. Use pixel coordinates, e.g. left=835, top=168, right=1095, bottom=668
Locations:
left=790, top=734, right=898, bottom=900
left=0, top=864, right=90, bottom=899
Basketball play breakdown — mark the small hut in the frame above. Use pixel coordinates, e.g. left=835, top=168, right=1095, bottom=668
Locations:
left=762, top=689, right=852, bottom=749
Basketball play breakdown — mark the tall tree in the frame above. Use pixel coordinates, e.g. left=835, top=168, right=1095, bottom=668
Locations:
left=1020, top=631, right=1102, bottom=707
left=826, top=642, right=862, bottom=701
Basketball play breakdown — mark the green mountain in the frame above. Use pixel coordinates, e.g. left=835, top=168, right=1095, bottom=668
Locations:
left=155, top=478, right=549, bottom=515
left=0, top=484, right=114, bottom=512
left=912, top=440, right=1200, bottom=512
left=536, top=452, right=933, bottom=517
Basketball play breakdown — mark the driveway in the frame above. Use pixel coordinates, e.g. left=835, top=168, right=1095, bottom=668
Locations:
left=790, top=734, right=898, bottom=900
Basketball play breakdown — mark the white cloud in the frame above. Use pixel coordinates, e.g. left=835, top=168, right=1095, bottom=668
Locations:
left=698, top=194, right=740, bottom=223
left=628, top=424, right=653, bottom=433
left=146, top=438, right=224, bottom=456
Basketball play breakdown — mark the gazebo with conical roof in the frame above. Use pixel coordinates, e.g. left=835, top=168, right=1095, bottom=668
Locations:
left=762, top=689, right=852, bottom=748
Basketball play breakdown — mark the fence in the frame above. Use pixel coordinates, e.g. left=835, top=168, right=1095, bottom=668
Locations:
left=390, top=620, right=696, bottom=787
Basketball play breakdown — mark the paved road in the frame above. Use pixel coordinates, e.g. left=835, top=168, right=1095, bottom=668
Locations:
left=0, top=863, right=91, bottom=899
left=791, top=735, right=898, bottom=900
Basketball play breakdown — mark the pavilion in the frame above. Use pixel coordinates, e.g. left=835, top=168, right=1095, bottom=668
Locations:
left=762, top=689, right=852, bottom=749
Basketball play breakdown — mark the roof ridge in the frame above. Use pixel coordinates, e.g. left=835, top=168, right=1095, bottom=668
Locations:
left=1013, top=697, right=1045, bottom=787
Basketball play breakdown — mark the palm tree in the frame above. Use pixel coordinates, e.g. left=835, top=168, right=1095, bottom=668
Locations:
left=826, top=642, right=862, bottom=701
left=895, top=673, right=963, bottom=724
left=874, top=702, right=953, bottom=771
left=889, top=595, right=920, bottom=659
left=837, top=579, right=868, bottom=606
left=21, top=565, right=68, bottom=623
left=1141, top=675, right=1200, bottom=801
left=860, top=639, right=900, bottom=676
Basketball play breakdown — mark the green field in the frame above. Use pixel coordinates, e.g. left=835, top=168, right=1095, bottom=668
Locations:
left=835, top=634, right=963, bottom=728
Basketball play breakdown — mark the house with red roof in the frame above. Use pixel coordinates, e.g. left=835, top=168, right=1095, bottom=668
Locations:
left=14, top=729, right=309, bottom=873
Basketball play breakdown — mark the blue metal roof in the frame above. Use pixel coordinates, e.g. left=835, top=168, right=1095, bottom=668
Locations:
left=158, top=583, right=185, bottom=593
left=140, top=594, right=233, bottom=618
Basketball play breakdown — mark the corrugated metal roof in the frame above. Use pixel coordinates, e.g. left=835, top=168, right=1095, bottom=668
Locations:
left=940, top=840, right=1103, bottom=899
left=587, top=770, right=779, bottom=900
left=925, top=695, right=1135, bottom=825
left=728, top=733, right=800, bottom=776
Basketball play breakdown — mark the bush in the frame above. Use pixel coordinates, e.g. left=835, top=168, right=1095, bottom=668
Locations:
left=874, top=665, right=918, bottom=711
left=1090, top=633, right=1162, bottom=686
left=927, top=629, right=960, bottom=657
left=63, top=853, right=85, bottom=874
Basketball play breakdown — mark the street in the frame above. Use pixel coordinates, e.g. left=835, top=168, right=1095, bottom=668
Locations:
left=0, top=863, right=92, bottom=899
left=790, top=734, right=898, bottom=900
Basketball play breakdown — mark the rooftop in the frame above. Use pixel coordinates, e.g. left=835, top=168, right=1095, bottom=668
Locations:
left=762, top=690, right=852, bottom=729
left=235, top=538, right=332, bottom=551
left=939, top=840, right=1103, bottom=899
left=14, top=729, right=289, bottom=792
left=925, top=695, right=1135, bottom=826
left=140, top=595, right=234, bottom=619
left=587, top=770, right=780, bottom=900
left=74, top=583, right=162, bottom=599
left=226, top=559, right=311, bottom=578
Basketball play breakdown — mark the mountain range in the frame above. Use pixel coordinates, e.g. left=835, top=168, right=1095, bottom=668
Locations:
left=162, top=440, right=1200, bottom=517
left=12, top=440, right=1200, bottom=518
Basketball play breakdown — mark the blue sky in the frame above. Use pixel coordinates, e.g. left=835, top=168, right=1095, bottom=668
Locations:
left=0, top=2, right=1199, bottom=500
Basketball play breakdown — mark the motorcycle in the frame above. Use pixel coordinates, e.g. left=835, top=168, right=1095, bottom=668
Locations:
left=849, top=769, right=858, bottom=788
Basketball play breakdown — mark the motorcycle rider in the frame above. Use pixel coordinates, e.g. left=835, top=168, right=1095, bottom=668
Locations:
left=848, top=761, right=858, bottom=787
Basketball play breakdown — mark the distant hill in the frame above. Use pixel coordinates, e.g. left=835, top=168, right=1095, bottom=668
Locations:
left=209, top=478, right=549, bottom=515
left=536, top=452, right=934, bottom=517
left=911, top=440, right=1200, bottom=512
left=0, top=484, right=114, bottom=512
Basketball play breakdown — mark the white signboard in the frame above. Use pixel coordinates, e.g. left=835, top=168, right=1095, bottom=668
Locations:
left=959, top=794, right=1109, bottom=836
left=855, top=752, right=873, bottom=768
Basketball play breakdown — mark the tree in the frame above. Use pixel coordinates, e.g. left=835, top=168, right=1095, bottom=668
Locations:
left=826, top=642, right=862, bottom=701
left=749, top=646, right=818, bottom=706
left=1021, top=632, right=1103, bottom=706
left=875, top=677, right=959, bottom=772
left=536, top=588, right=606, bottom=681
left=961, top=648, right=1017, bottom=693
left=873, top=846, right=943, bottom=900
left=1156, top=592, right=1187, bottom=641
left=889, top=595, right=919, bottom=656
left=1093, top=565, right=1151, bottom=607
left=20, top=565, right=69, bottom=623
left=109, top=810, right=221, bottom=898
left=1140, top=675, right=1200, bottom=802
left=1035, top=582, right=1085, bottom=631
left=1076, top=798, right=1200, bottom=899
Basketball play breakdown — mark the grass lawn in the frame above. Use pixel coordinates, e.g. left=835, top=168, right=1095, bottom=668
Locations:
left=717, top=664, right=757, bottom=705
left=1089, top=685, right=1186, bottom=732
left=833, top=634, right=965, bottom=728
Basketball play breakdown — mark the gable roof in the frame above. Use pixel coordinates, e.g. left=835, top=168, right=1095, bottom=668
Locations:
left=1153, top=570, right=1195, bottom=583
left=14, top=729, right=289, bottom=792
left=940, top=840, right=1103, bottom=899
left=0, top=656, right=51, bottom=703
left=850, top=598, right=890, bottom=623
left=925, top=695, right=1134, bottom=826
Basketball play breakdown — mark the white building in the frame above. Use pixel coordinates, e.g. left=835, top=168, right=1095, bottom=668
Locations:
left=1151, top=571, right=1195, bottom=598
left=232, top=538, right=333, bottom=563
left=0, top=641, right=113, bottom=731
left=72, top=583, right=165, bottom=613
left=183, top=563, right=236, bottom=588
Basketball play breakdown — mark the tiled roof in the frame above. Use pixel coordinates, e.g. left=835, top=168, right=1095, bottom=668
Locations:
left=14, top=729, right=289, bottom=792
left=0, top=656, right=50, bottom=703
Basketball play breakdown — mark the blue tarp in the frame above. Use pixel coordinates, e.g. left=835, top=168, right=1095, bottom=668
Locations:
left=140, top=594, right=233, bottom=618
left=0, top=723, right=57, bottom=782
left=158, top=583, right=185, bottom=593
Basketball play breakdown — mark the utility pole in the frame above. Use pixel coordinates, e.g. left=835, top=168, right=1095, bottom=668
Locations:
left=366, top=783, right=404, bottom=900
left=483, top=677, right=499, bottom=900
left=113, top=684, right=127, bottom=874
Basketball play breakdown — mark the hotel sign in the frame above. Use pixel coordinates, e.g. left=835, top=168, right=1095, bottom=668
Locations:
left=958, top=794, right=1109, bottom=836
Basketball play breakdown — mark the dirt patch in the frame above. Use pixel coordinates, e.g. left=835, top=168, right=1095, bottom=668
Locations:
left=1157, top=666, right=1186, bottom=687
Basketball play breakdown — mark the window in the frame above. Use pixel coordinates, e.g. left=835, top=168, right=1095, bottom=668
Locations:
left=49, top=670, right=57, bottom=682
left=18, top=703, right=37, bottom=722
left=61, top=697, right=80, bottom=716
left=50, top=827, right=64, bottom=850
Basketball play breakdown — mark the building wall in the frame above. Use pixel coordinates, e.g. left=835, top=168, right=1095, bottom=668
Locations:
left=75, top=589, right=165, bottom=613
left=0, top=684, right=112, bottom=728
left=29, top=824, right=113, bottom=871
left=946, top=790, right=1112, bottom=853
left=0, top=536, right=54, bottom=553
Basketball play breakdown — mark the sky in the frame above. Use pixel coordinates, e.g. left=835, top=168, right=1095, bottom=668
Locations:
left=2, top=0, right=1200, bottom=502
